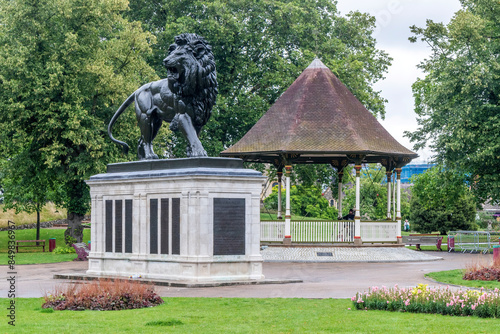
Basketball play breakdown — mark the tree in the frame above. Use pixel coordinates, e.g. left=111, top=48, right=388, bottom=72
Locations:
left=342, top=165, right=410, bottom=221
left=127, top=0, right=392, bottom=157
left=406, top=0, right=500, bottom=205
left=263, top=184, right=337, bottom=220
left=409, top=167, right=476, bottom=235
left=0, top=0, right=157, bottom=242
left=0, top=150, right=54, bottom=240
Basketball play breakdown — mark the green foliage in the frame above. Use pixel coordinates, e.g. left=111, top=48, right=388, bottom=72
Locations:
left=0, top=0, right=157, bottom=222
left=476, top=211, right=498, bottom=230
left=127, top=0, right=392, bottom=157
left=264, top=184, right=337, bottom=219
left=409, top=167, right=476, bottom=234
left=63, top=234, right=78, bottom=247
left=52, top=246, right=75, bottom=254
left=342, top=164, right=410, bottom=221
left=407, top=0, right=500, bottom=205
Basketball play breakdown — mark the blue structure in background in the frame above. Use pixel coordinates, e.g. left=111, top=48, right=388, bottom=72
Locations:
left=400, top=164, right=435, bottom=183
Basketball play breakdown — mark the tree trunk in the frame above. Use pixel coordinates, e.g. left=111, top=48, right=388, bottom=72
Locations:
left=64, top=211, right=84, bottom=245
left=36, top=203, right=41, bottom=242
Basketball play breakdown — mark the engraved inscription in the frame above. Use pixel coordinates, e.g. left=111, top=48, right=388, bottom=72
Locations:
left=213, top=198, right=245, bottom=255
left=105, top=200, right=113, bottom=252
left=160, top=198, right=169, bottom=254
left=172, top=198, right=180, bottom=255
left=125, top=199, right=132, bottom=253
left=150, top=199, right=158, bottom=254
left=115, top=200, right=122, bottom=253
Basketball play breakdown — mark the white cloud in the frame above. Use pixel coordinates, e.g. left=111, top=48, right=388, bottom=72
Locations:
left=336, top=0, right=462, bottom=163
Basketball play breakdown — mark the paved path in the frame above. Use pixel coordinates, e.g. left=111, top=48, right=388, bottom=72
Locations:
left=261, top=246, right=442, bottom=262
left=2, top=251, right=492, bottom=299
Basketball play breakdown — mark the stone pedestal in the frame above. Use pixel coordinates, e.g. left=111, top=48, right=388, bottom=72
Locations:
left=85, top=158, right=265, bottom=282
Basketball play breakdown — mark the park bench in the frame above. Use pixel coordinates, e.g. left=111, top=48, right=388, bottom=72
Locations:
left=15, top=240, right=45, bottom=253
left=402, top=234, right=443, bottom=251
left=72, top=243, right=90, bottom=261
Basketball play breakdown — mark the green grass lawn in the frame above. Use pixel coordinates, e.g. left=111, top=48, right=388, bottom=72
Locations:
left=0, top=228, right=90, bottom=265
left=425, top=269, right=500, bottom=290
left=1, top=297, right=498, bottom=333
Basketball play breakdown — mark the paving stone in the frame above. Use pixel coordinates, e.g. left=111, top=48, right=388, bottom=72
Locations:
left=261, top=247, right=442, bottom=262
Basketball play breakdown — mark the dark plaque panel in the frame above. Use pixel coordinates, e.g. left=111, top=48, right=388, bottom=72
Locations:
left=105, top=200, right=113, bottom=252
left=115, top=200, right=122, bottom=253
left=317, top=252, right=333, bottom=257
left=160, top=198, right=169, bottom=254
left=125, top=199, right=133, bottom=253
left=213, top=198, right=245, bottom=255
left=172, top=198, right=180, bottom=255
left=150, top=199, right=158, bottom=254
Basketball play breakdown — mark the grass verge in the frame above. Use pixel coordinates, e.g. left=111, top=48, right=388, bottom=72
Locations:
left=425, top=269, right=500, bottom=290
left=1, top=297, right=498, bottom=333
left=0, top=228, right=90, bottom=265
left=0, top=203, right=67, bottom=228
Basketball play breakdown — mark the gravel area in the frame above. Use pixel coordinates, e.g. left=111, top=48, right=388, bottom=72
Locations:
left=261, top=246, right=443, bottom=262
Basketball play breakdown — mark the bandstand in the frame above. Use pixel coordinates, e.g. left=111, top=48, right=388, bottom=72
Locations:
left=221, top=58, right=418, bottom=245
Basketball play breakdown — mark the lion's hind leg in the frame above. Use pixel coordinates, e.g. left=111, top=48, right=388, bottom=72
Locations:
left=135, top=89, right=161, bottom=160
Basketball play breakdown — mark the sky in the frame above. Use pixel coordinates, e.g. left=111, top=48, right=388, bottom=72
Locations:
left=336, top=0, right=462, bottom=163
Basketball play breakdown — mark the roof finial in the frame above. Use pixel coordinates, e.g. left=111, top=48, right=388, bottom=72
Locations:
left=306, top=58, right=328, bottom=69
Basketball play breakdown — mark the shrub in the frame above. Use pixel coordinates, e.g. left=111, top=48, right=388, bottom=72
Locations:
left=464, top=259, right=500, bottom=281
left=352, top=284, right=500, bottom=318
left=53, top=246, right=76, bottom=254
left=42, top=279, right=164, bottom=311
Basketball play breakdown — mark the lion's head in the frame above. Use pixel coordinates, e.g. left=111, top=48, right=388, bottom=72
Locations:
left=162, top=33, right=218, bottom=129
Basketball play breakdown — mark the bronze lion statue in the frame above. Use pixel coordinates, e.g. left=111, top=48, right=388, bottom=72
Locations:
left=108, top=33, right=218, bottom=159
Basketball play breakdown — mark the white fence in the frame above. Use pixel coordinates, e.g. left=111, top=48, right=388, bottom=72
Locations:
left=261, top=221, right=285, bottom=242
left=261, top=220, right=398, bottom=243
left=291, top=221, right=354, bottom=243
left=360, top=221, right=398, bottom=242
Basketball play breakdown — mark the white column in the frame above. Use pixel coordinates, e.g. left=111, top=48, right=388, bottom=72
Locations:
left=284, top=165, right=292, bottom=243
left=386, top=171, right=392, bottom=220
left=277, top=170, right=283, bottom=219
left=337, top=171, right=343, bottom=220
left=396, top=168, right=402, bottom=243
left=354, top=165, right=362, bottom=245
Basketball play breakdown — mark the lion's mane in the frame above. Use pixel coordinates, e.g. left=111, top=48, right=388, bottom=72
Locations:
left=162, top=33, right=218, bottom=133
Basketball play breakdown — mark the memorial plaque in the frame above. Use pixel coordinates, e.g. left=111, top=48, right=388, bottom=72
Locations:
left=105, top=200, right=113, bottom=252
left=125, top=199, right=132, bottom=253
left=150, top=199, right=158, bottom=254
left=115, top=200, right=122, bottom=253
left=160, top=198, right=169, bottom=254
left=172, top=198, right=180, bottom=255
left=213, top=198, right=245, bottom=255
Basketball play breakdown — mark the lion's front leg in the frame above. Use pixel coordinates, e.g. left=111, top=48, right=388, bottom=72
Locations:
left=170, top=113, right=207, bottom=157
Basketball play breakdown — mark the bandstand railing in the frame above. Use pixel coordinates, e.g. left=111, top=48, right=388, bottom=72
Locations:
left=261, top=220, right=398, bottom=243
left=360, top=221, right=398, bottom=242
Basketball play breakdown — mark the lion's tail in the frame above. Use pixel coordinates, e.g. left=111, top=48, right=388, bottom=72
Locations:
left=108, top=93, right=135, bottom=155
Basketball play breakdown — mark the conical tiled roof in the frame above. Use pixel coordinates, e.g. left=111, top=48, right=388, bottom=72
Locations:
left=220, top=58, right=418, bottom=167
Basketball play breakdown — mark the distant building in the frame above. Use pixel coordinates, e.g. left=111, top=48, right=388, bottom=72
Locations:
left=400, top=164, right=435, bottom=184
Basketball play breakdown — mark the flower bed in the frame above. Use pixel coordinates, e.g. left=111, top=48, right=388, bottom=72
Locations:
left=352, top=284, right=500, bottom=318
left=43, top=278, right=164, bottom=311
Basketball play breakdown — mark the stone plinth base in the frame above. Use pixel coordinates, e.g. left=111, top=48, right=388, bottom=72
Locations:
left=85, top=158, right=265, bottom=282
left=353, top=237, right=363, bottom=246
